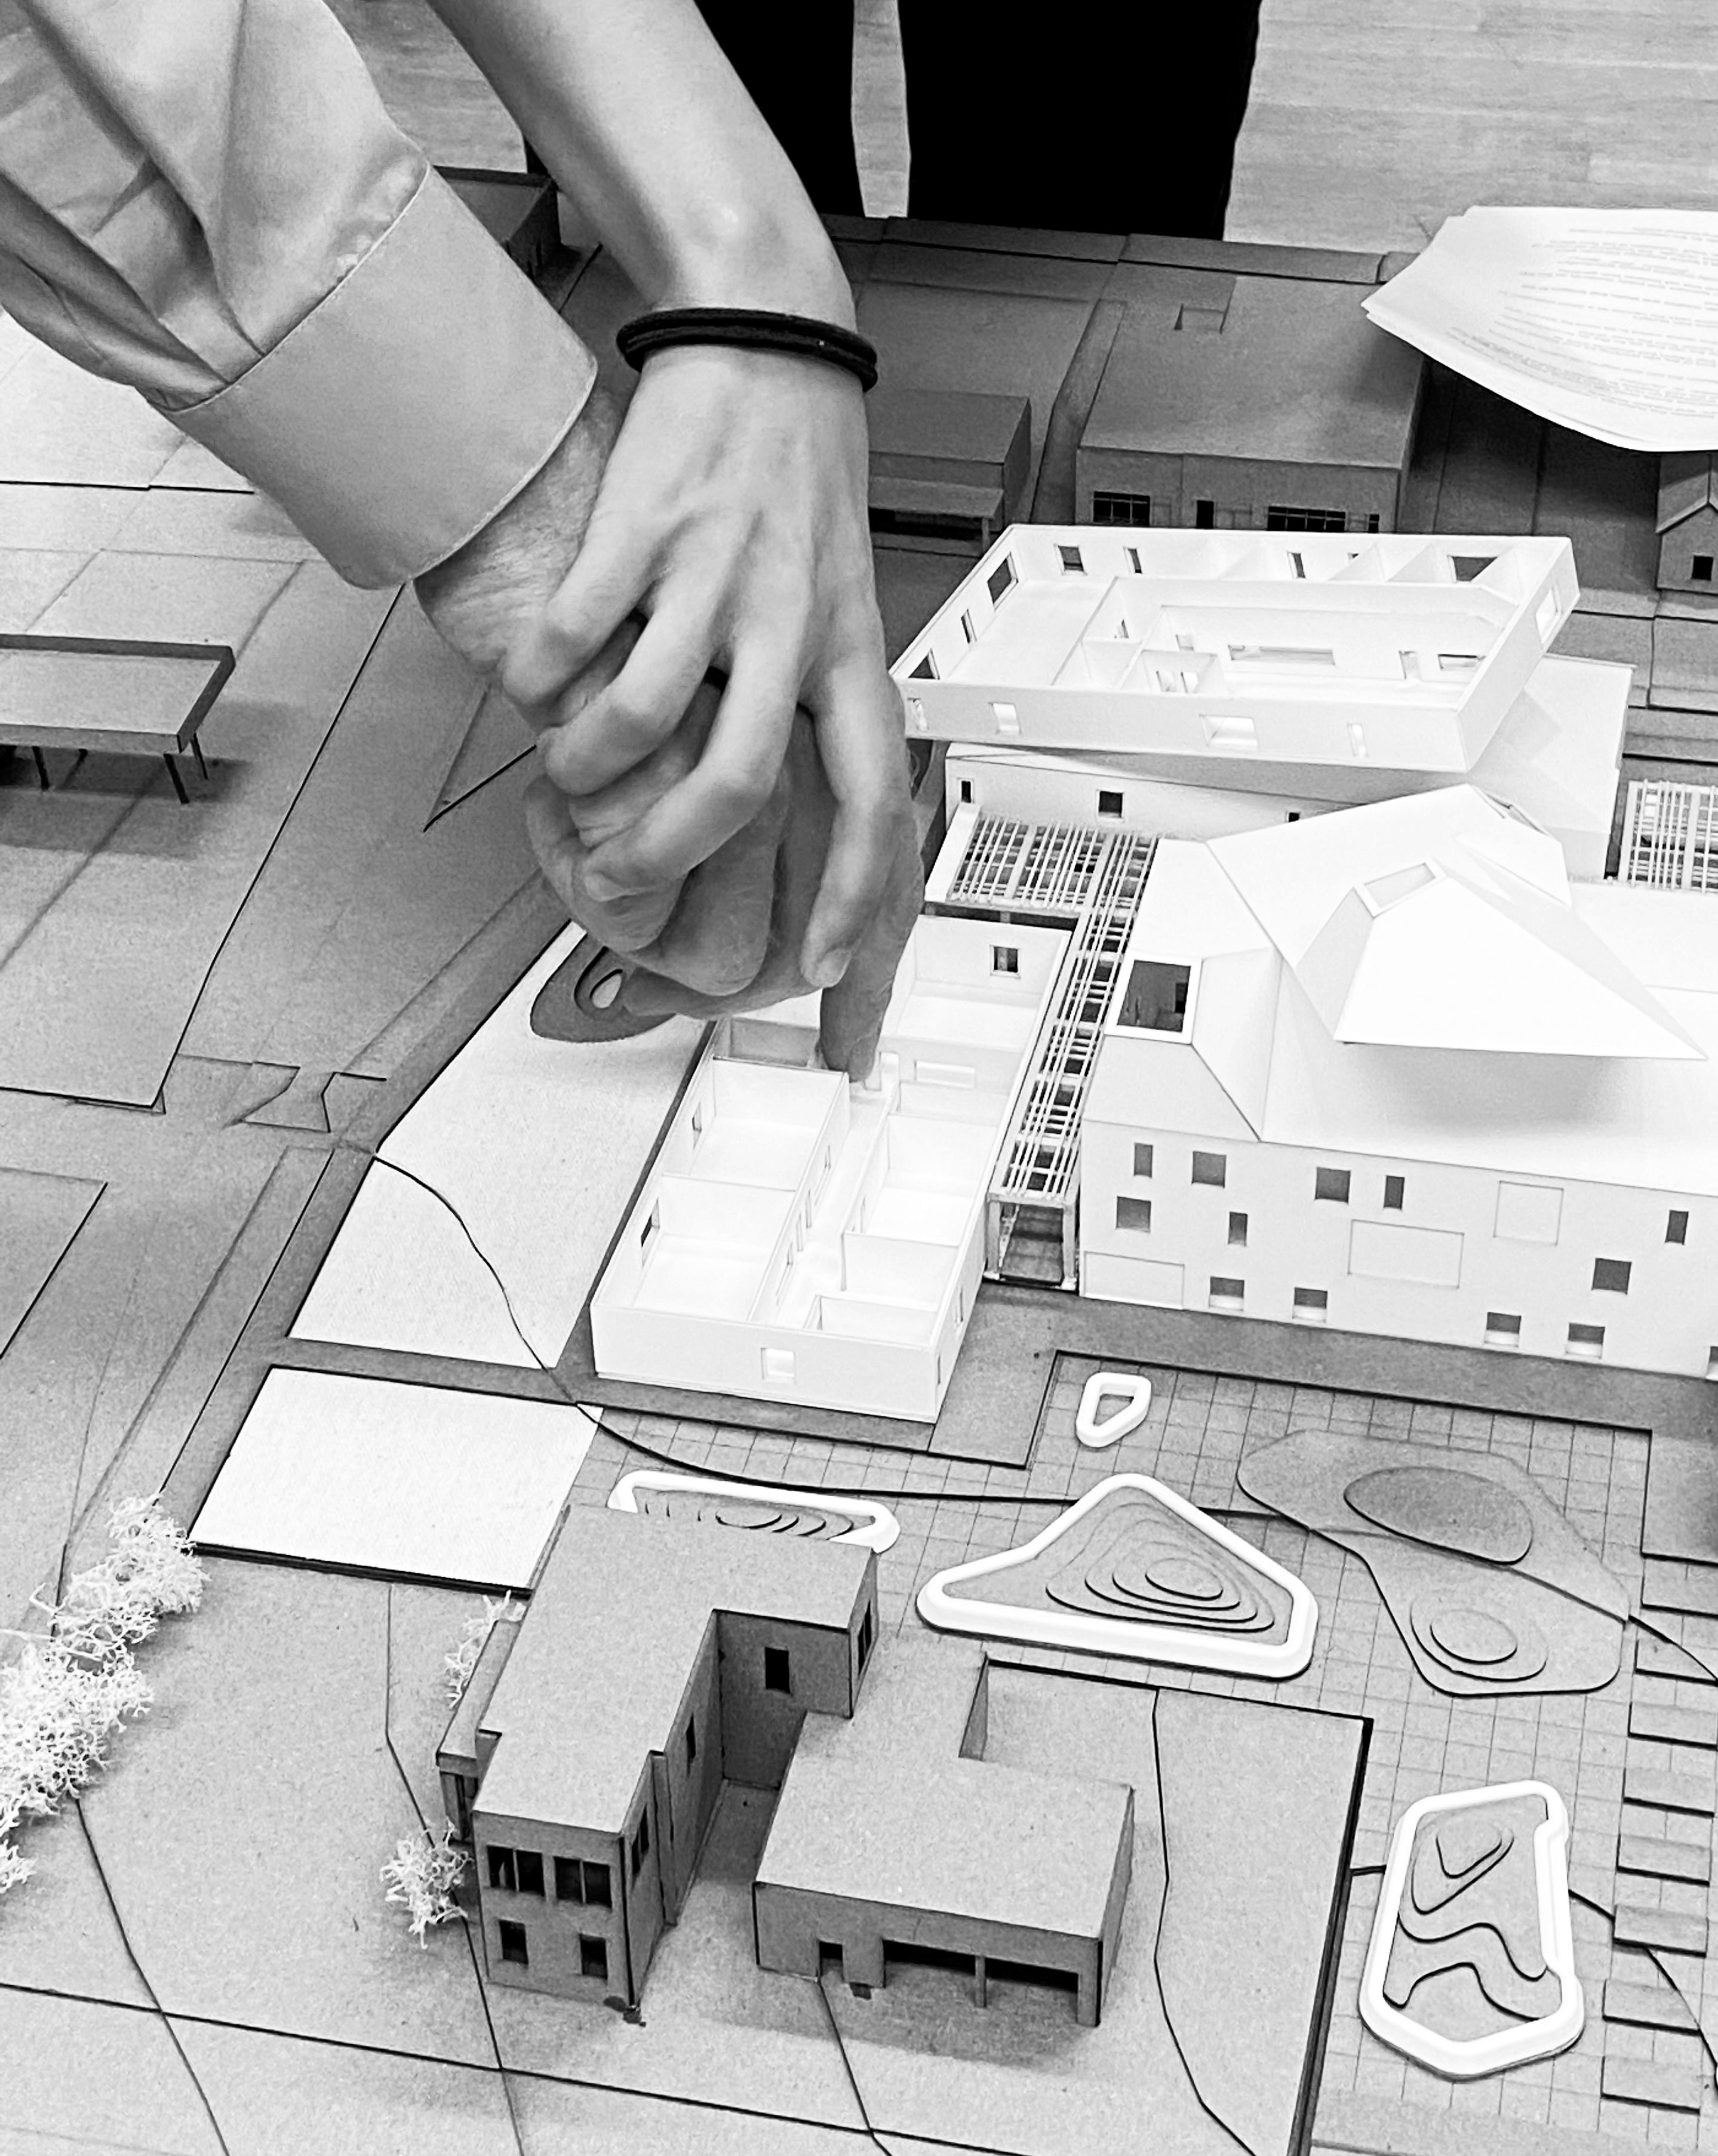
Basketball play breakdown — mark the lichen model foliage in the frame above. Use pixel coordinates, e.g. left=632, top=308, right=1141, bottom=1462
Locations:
left=0, top=1497, right=206, bottom=1895
left=442, top=1592, right=523, bottom=1706
left=381, top=1824, right=468, bottom=1943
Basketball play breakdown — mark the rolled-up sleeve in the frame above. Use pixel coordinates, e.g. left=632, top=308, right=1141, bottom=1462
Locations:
left=0, top=0, right=597, bottom=585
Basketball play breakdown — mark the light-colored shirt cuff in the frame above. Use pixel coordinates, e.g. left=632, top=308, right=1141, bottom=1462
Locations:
left=155, top=168, right=597, bottom=587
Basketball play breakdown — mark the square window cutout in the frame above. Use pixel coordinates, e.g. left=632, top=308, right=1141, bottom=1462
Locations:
left=1485, top=1312, right=1522, bottom=1347
left=992, top=945, right=1019, bottom=974
left=1314, top=1166, right=1351, bottom=1204
left=1591, top=1257, right=1632, bottom=1294
left=1115, top=1195, right=1152, bottom=1234
left=1191, top=1152, right=1226, bottom=1188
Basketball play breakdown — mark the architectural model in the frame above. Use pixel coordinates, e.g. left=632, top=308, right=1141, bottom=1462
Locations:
left=1077, top=785, right=1718, bottom=1377
left=589, top=914, right=1067, bottom=1419
left=867, top=383, right=1032, bottom=550
left=1075, top=274, right=1425, bottom=537
left=438, top=1502, right=880, bottom=2007
left=895, top=527, right=1578, bottom=781
left=1656, top=452, right=1718, bottom=598
left=16, top=207, right=1718, bottom=2156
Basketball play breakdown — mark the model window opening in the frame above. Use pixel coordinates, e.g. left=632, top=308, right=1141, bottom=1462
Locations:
left=630, top=1815, right=650, bottom=1878
left=1115, top=1195, right=1152, bottom=1234
left=1694, top=556, right=1714, bottom=583
left=1668, top=1209, right=1691, bottom=1244
left=1117, top=959, right=1191, bottom=1034
left=1591, top=1257, right=1631, bottom=1293
left=1228, top=1212, right=1247, bottom=1247
left=499, top=1920, right=528, bottom=1966
left=764, top=1646, right=792, bottom=1694
left=1132, top=1142, right=1154, bottom=1178
left=685, top=1716, right=697, bottom=1769
left=1190, top=1151, right=1226, bottom=1188
left=580, top=1934, right=608, bottom=1981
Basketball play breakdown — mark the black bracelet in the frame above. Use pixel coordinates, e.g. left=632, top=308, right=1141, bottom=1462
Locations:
left=616, top=307, right=879, bottom=392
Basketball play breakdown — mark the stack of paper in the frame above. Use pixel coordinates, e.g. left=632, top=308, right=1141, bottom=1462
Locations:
left=1364, top=208, right=1718, bottom=452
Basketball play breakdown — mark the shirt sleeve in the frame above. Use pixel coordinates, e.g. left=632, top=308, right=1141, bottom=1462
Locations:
left=0, top=0, right=597, bottom=586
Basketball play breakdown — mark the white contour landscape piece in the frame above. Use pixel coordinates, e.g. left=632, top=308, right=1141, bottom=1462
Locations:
left=1359, top=1780, right=1584, bottom=2078
left=1074, top=1372, right=1153, bottom=1447
left=893, top=525, right=1577, bottom=779
left=916, top=1473, right=1319, bottom=1677
left=590, top=915, right=1069, bottom=1420
left=606, top=1470, right=901, bottom=1552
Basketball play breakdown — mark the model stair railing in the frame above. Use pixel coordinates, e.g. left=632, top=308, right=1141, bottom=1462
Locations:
left=1620, top=779, right=1718, bottom=892
left=937, top=815, right=1156, bottom=1287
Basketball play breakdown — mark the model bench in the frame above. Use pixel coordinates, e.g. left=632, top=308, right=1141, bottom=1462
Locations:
left=0, top=632, right=236, bottom=804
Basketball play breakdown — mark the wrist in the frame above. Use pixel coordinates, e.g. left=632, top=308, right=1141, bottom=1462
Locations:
left=653, top=204, right=856, bottom=330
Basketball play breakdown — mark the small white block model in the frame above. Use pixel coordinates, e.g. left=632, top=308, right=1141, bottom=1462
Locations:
left=895, top=527, right=1578, bottom=783
left=1074, top=1373, right=1153, bottom=1447
left=606, top=1471, right=900, bottom=1552
left=590, top=915, right=1068, bottom=1422
left=917, top=1473, right=1317, bottom=1677
left=1360, top=1780, right=1583, bottom=2078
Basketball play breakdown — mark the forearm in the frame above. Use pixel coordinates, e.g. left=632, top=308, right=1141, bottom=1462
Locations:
left=0, top=0, right=595, bottom=586
left=424, top=0, right=855, bottom=322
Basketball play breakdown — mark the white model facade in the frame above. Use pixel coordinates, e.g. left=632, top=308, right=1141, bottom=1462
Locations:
left=1079, top=788, right=1718, bottom=1378
left=591, top=916, right=1068, bottom=1420
left=937, top=648, right=1628, bottom=882
left=894, top=527, right=1579, bottom=782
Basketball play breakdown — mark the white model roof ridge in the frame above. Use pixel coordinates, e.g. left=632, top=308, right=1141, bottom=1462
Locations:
left=1207, top=787, right=1701, bottom=1062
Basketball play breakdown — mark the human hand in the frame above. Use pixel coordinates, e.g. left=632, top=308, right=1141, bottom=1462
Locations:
left=527, top=688, right=923, bottom=1078
left=498, top=345, right=910, bottom=991
left=413, top=383, right=920, bottom=1070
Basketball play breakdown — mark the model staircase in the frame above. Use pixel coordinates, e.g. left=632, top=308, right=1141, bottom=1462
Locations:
left=929, top=810, right=1155, bottom=1289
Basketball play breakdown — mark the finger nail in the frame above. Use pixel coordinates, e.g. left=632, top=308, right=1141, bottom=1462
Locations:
left=808, top=945, right=855, bottom=989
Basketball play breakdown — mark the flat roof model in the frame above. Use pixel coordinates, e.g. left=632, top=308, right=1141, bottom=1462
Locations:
left=1077, top=275, right=1425, bottom=533
left=893, top=527, right=1578, bottom=781
left=472, top=1504, right=874, bottom=1835
left=755, top=1635, right=1133, bottom=2026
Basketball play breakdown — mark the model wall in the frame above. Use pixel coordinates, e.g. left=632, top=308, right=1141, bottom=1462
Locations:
left=472, top=1807, right=628, bottom=1998
left=752, top=1881, right=1109, bottom=2027
left=1081, top=1109, right=1718, bottom=1375
left=1074, top=446, right=1400, bottom=536
left=718, top=1614, right=855, bottom=1789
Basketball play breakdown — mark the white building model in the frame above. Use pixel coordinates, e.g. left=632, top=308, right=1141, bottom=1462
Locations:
left=1080, top=786, right=1718, bottom=1377
left=591, top=916, right=1067, bottom=1420
left=896, top=528, right=1579, bottom=785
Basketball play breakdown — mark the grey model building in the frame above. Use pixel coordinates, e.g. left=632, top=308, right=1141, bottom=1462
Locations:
left=1075, top=276, right=1424, bottom=537
left=437, top=1505, right=1132, bottom=2023
left=438, top=1503, right=880, bottom=2004
left=755, top=1634, right=1133, bottom=2026
left=1655, top=451, right=1718, bottom=595
left=867, top=384, right=1032, bottom=549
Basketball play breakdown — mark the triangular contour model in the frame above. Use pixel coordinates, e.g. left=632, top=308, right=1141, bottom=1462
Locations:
left=917, top=1473, right=1317, bottom=1677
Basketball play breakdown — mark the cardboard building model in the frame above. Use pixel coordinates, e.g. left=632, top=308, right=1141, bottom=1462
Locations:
left=590, top=914, right=1068, bottom=1420
left=895, top=528, right=1578, bottom=785
left=1655, top=451, right=1718, bottom=597
left=438, top=1506, right=1132, bottom=2025
left=1075, top=276, right=1424, bottom=538
left=1080, top=785, right=1718, bottom=1376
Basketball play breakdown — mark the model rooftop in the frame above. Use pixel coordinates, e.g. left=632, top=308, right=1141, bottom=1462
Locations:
left=757, top=1635, right=1132, bottom=1945
left=893, top=527, right=1576, bottom=776
left=474, top=1505, right=872, bottom=1833
left=1083, top=275, right=1422, bottom=472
